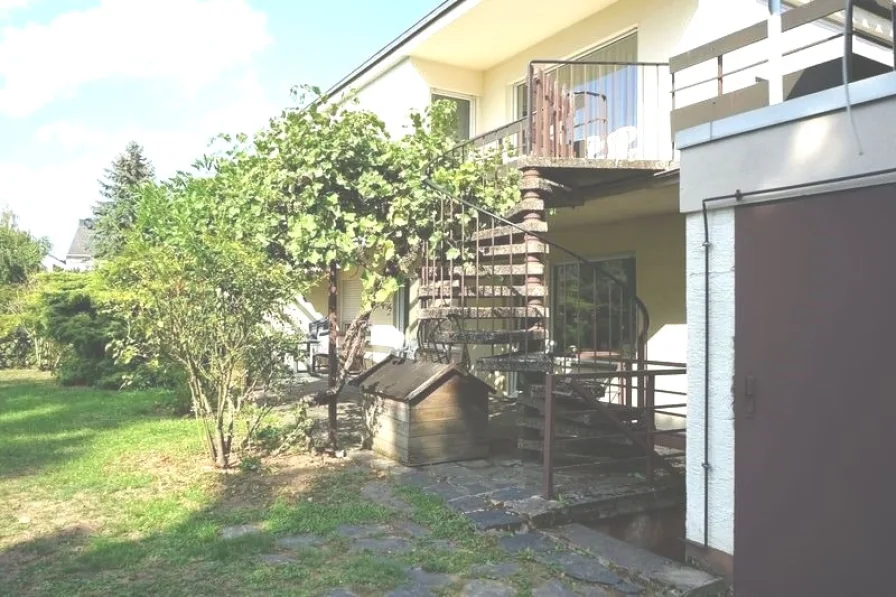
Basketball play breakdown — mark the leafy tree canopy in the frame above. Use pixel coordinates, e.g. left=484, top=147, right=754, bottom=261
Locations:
left=0, top=209, right=49, bottom=286
left=93, top=141, right=156, bottom=258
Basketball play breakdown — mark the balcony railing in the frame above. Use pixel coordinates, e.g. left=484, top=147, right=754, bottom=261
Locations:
left=669, top=0, right=895, bottom=135
left=454, top=61, right=674, bottom=164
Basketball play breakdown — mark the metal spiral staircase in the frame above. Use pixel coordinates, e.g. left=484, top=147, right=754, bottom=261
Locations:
left=417, top=172, right=683, bottom=478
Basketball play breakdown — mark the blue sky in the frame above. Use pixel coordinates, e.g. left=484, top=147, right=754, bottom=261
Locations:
left=0, top=0, right=442, bottom=259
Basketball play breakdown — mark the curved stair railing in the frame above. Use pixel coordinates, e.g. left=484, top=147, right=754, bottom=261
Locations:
left=418, top=177, right=686, bottom=491
left=419, top=176, right=650, bottom=375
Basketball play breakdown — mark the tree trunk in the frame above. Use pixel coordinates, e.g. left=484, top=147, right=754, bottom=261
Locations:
left=327, top=260, right=339, bottom=451
left=215, top=412, right=229, bottom=468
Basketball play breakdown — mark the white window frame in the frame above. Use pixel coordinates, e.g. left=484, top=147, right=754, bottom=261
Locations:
left=548, top=251, right=637, bottom=355
left=431, top=89, right=476, bottom=138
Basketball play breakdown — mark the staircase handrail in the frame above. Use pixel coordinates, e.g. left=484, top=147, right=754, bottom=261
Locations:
left=420, top=177, right=650, bottom=358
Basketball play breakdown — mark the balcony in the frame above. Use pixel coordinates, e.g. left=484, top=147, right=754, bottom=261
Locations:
left=457, top=60, right=676, bottom=193
left=669, top=0, right=895, bottom=135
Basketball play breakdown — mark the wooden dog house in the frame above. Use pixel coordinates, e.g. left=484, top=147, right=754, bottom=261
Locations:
left=350, top=356, right=493, bottom=466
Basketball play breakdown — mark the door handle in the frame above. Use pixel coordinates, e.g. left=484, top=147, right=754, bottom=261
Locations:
left=744, top=375, right=757, bottom=418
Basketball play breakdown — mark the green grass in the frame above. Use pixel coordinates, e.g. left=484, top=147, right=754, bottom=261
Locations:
left=0, top=370, right=570, bottom=596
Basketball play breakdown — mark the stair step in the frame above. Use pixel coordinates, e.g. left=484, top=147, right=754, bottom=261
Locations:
left=548, top=524, right=726, bottom=596
left=519, top=176, right=583, bottom=208
left=433, top=328, right=546, bottom=345
left=476, top=352, right=553, bottom=373
left=427, top=263, right=545, bottom=277
left=470, top=220, right=547, bottom=241
left=518, top=393, right=647, bottom=423
left=478, top=241, right=548, bottom=258
left=419, top=284, right=547, bottom=299
left=518, top=416, right=625, bottom=437
left=502, top=198, right=544, bottom=220
left=419, top=306, right=546, bottom=320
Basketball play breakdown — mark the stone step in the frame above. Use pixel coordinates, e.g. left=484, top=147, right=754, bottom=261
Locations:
left=548, top=524, right=726, bottom=596
left=418, top=283, right=547, bottom=299
left=502, top=198, right=544, bottom=220
left=470, top=220, right=548, bottom=241
left=418, top=306, right=546, bottom=320
left=433, top=328, right=546, bottom=345
left=425, top=263, right=545, bottom=277
left=478, top=240, right=548, bottom=258
left=476, top=352, right=554, bottom=373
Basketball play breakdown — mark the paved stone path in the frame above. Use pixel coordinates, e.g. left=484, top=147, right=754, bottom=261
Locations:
left=224, top=457, right=651, bottom=596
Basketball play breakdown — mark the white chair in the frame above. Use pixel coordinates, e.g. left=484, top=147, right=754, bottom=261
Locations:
left=606, top=126, right=639, bottom=160
left=365, top=325, right=407, bottom=365
left=585, top=135, right=606, bottom=159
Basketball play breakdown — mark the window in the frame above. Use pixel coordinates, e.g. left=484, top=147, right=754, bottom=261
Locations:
left=431, top=93, right=472, bottom=140
left=514, top=33, right=639, bottom=140
left=339, top=277, right=362, bottom=331
left=552, top=256, right=637, bottom=357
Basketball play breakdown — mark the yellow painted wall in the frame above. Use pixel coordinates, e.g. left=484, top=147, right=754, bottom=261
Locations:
left=547, top=209, right=687, bottom=426
left=546, top=212, right=686, bottom=342
left=352, top=58, right=431, bottom=138
left=412, top=58, right=483, bottom=98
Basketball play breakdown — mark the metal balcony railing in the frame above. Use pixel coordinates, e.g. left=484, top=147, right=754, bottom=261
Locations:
left=452, top=61, right=675, bottom=164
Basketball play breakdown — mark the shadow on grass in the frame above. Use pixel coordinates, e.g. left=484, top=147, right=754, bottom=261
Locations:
left=0, top=459, right=418, bottom=597
left=0, top=373, right=179, bottom=480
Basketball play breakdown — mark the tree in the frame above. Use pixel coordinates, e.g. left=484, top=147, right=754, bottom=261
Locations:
left=105, top=172, right=306, bottom=468
left=93, top=141, right=156, bottom=257
left=223, top=86, right=518, bottom=450
left=0, top=209, right=49, bottom=286
left=0, top=209, right=51, bottom=369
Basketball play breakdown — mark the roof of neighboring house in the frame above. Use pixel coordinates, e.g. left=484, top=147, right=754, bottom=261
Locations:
left=66, top=219, right=96, bottom=259
left=324, top=0, right=468, bottom=98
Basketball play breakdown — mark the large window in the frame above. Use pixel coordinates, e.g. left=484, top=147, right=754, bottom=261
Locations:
left=431, top=93, right=472, bottom=141
left=515, top=33, right=639, bottom=142
left=552, top=256, right=637, bottom=357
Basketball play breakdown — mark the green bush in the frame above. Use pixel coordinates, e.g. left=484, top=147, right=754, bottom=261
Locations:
left=0, top=328, right=34, bottom=369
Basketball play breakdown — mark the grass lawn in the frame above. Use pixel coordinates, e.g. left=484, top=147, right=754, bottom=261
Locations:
left=0, top=370, right=560, bottom=596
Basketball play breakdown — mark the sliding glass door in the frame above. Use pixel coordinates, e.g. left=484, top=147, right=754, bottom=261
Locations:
left=552, top=256, right=637, bottom=359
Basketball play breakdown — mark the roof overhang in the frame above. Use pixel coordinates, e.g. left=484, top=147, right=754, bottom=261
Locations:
left=327, top=0, right=623, bottom=97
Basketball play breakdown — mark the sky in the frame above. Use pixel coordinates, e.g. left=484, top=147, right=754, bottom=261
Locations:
left=0, top=0, right=443, bottom=261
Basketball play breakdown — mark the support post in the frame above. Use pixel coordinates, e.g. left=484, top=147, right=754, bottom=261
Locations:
left=542, top=373, right=555, bottom=499
left=767, top=0, right=784, bottom=104
left=645, top=373, right=656, bottom=485
left=328, top=260, right=339, bottom=451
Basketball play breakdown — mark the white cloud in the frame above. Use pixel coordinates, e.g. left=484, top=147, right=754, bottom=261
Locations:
left=0, top=0, right=32, bottom=17
left=0, top=0, right=273, bottom=116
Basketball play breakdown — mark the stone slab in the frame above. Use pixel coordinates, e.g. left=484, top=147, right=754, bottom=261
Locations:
left=498, top=532, right=557, bottom=555
left=276, top=534, right=324, bottom=550
left=532, top=580, right=576, bottom=597
left=393, top=521, right=430, bottom=538
left=336, top=524, right=391, bottom=539
left=469, top=562, right=522, bottom=579
left=460, top=579, right=516, bottom=597
left=537, top=551, right=624, bottom=586
left=465, top=510, right=524, bottom=532
left=447, top=495, right=492, bottom=514
left=405, top=567, right=459, bottom=589
left=552, top=524, right=725, bottom=596
left=386, top=587, right=433, bottom=597
left=351, top=537, right=413, bottom=554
